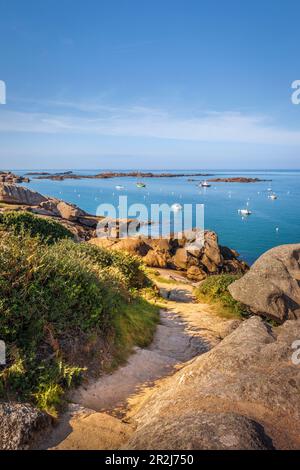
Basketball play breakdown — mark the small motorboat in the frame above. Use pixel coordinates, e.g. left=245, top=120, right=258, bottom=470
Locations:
left=171, top=203, right=183, bottom=212
left=115, top=185, right=125, bottom=190
left=200, top=180, right=211, bottom=188
left=238, top=208, right=252, bottom=216
left=136, top=182, right=146, bottom=188
left=268, top=193, right=278, bottom=200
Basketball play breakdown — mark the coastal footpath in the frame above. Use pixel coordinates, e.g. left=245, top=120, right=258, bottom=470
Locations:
left=0, top=182, right=299, bottom=450
left=37, top=258, right=300, bottom=450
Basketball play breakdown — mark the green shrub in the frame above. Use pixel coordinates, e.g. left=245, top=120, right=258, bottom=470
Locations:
left=0, top=232, right=157, bottom=414
left=55, top=240, right=152, bottom=289
left=195, top=274, right=247, bottom=319
left=0, top=235, right=117, bottom=342
left=0, top=211, right=73, bottom=244
left=0, top=234, right=124, bottom=409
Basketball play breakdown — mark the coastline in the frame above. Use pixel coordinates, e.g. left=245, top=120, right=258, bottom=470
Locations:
left=1, top=180, right=300, bottom=451
left=1, top=169, right=299, bottom=265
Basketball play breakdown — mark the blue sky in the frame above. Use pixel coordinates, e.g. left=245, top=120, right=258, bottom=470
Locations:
left=0, top=0, right=300, bottom=169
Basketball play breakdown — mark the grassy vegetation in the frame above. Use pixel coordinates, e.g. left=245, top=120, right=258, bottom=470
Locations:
left=109, top=296, right=159, bottom=370
left=0, top=211, right=73, bottom=244
left=147, top=268, right=180, bottom=285
left=194, top=274, right=248, bottom=319
left=61, top=240, right=152, bottom=289
left=0, top=214, right=159, bottom=415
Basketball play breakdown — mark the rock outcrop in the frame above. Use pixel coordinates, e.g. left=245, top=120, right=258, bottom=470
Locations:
left=229, top=244, right=300, bottom=322
left=125, top=317, right=300, bottom=450
left=0, top=172, right=29, bottom=184
left=0, top=183, right=105, bottom=240
left=0, top=183, right=46, bottom=205
left=90, top=230, right=248, bottom=279
left=0, top=403, right=51, bottom=450
left=49, top=200, right=87, bottom=221
left=128, top=412, right=274, bottom=450
left=0, top=183, right=141, bottom=241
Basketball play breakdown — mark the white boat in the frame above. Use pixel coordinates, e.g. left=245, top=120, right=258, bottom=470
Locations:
left=238, top=208, right=252, bottom=216
left=201, top=180, right=211, bottom=187
left=268, top=193, right=278, bottom=200
left=115, top=185, right=125, bottom=190
left=171, top=203, right=183, bottom=212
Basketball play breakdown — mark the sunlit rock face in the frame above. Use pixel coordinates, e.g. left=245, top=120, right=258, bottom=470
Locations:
left=229, top=244, right=300, bottom=322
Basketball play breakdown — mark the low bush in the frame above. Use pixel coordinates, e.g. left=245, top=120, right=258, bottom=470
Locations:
left=0, top=211, right=73, bottom=244
left=0, top=232, right=157, bottom=414
left=195, top=274, right=247, bottom=319
left=56, top=240, right=152, bottom=289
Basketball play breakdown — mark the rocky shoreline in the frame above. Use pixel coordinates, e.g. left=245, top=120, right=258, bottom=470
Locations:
left=0, top=182, right=248, bottom=277
left=0, top=183, right=141, bottom=241
left=90, top=231, right=248, bottom=280
left=1, top=182, right=300, bottom=451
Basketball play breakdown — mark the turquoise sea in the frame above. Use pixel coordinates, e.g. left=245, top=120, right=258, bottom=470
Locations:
left=14, top=169, right=300, bottom=265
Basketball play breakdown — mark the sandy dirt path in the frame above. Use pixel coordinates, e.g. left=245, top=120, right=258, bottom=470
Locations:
left=37, top=271, right=239, bottom=450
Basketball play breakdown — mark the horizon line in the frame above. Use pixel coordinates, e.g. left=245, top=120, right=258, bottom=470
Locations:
left=5, top=168, right=300, bottom=172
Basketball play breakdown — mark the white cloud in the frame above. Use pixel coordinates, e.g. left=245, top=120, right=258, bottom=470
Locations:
left=0, top=103, right=300, bottom=145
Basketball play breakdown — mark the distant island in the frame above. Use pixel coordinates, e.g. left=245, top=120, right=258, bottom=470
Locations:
left=29, top=171, right=215, bottom=181
left=208, top=177, right=271, bottom=183
left=25, top=171, right=73, bottom=176
left=1, top=171, right=271, bottom=184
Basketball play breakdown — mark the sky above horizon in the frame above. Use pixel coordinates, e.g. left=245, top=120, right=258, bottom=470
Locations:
left=1, top=0, right=300, bottom=169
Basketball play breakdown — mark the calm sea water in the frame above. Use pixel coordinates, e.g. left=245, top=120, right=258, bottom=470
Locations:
left=14, top=169, right=300, bottom=265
